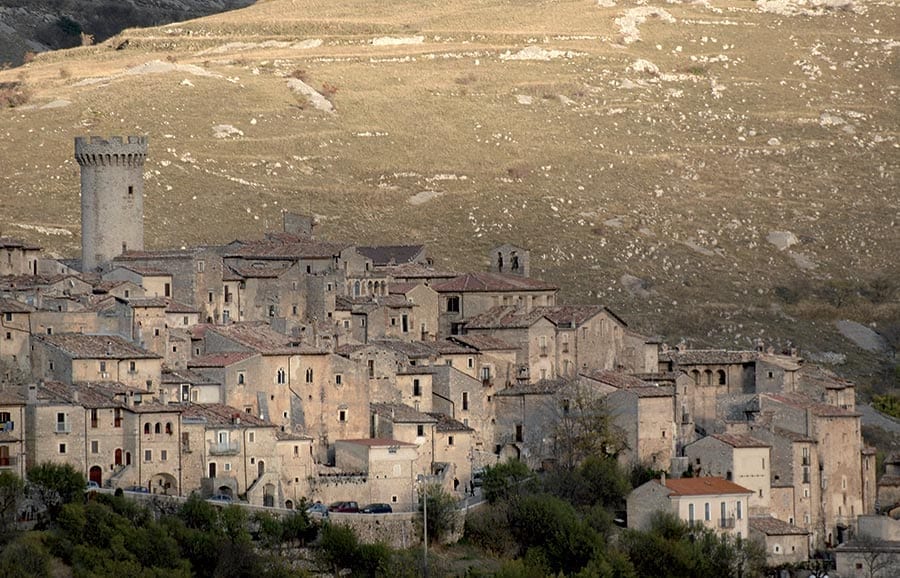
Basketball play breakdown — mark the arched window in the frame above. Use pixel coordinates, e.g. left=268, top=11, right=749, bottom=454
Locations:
left=354, top=281, right=360, bottom=297
left=165, top=422, right=173, bottom=435
left=704, top=370, right=713, bottom=386
left=716, top=370, right=727, bottom=385
left=154, top=423, right=161, bottom=434
left=144, top=423, right=151, bottom=435
left=305, top=368, right=313, bottom=383
left=277, top=368, right=286, bottom=384
left=691, top=370, right=701, bottom=385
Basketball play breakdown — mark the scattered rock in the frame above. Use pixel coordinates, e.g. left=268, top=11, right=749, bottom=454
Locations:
left=372, top=36, right=424, bottom=46
left=408, top=190, right=443, bottom=205
left=286, top=78, right=335, bottom=113
left=500, top=46, right=578, bottom=61
left=516, top=94, right=533, bottom=105
left=212, top=124, right=243, bottom=139
left=614, top=7, right=676, bottom=44
left=620, top=274, right=652, bottom=298
left=766, top=230, right=799, bottom=251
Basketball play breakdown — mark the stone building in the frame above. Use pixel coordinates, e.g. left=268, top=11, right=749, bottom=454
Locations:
left=371, top=402, right=436, bottom=478
left=683, top=433, right=772, bottom=513
left=0, top=238, right=41, bottom=277
left=75, top=136, right=148, bottom=272
left=627, top=476, right=753, bottom=538
left=748, top=516, right=810, bottom=567
left=432, top=272, right=558, bottom=336
left=605, top=382, right=676, bottom=472
left=329, top=439, right=418, bottom=509
left=464, top=307, right=557, bottom=384
left=0, top=298, right=33, bottom=375
left=0, top=388, right=26, bottom=477
left=31, top=333, right=162, bottom=390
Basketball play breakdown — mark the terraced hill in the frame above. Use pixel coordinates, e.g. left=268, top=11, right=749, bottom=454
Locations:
left=0, top=0, right=897, bottom=386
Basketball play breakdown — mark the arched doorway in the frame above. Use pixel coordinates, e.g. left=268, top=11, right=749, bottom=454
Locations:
left=217, top=485, right=233, bottom=498
left=258, top=460, right=265, bottom=477
left=114, top=448, right=123, bottom=466
left=89, top=465, right=102, bottom=485
left=150, top=473, right=177, bottom=495
left=285, top=500, right=294, bottom=510
left=125, top=452, right=132, bottom=466
left=0, top=446, right=9, bottom=467
left=263, top=483, right=275, bottom=507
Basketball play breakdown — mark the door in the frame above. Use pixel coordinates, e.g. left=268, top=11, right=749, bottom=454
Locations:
left=89, top=465, right=102, bottom=485
left=114, top=448, right=123, bottom=466
left=258, top=460, right=265, bottom=477
left=208, top=462, right=216, bottom=478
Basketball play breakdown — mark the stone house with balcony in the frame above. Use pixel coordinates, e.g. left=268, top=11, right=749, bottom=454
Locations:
left=464, top=306, right=557, bottom=384
left=1, top=298, right=33, bottom=375
left=428, top=412, right=476, bottom=495
left=31, top=333, right=163, bottom=391
left=326, top=439, right=418, bottom=510
left=25, top=380, right=182, bottom=493
left=180, top=403, right=288, bottom=506
left=0, top=389, right=26, bottom=477
left=627, top=476, right=753, bottom=538
left=447, top=334, right=518, bottom=388
left=432, top=272, right=558, bottom=336
left=0, top=238, right=41, bottom=277
left=683, top=433, right=772, bottom=514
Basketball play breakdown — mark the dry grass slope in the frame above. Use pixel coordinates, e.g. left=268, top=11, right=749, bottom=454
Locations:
left=0, top=0, right=897, bottom=384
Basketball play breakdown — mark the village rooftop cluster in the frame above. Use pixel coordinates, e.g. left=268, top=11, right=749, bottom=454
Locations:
left=1, top=136, right=898, bottom=572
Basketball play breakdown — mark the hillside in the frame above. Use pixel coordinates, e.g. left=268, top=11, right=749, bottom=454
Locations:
left=0, top=0, right=255, bottom=66
left=0, top=0, right=897, bottom=388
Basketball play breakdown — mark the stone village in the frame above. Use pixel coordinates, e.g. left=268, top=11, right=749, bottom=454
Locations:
left=1, top=136, right=897, bottom=572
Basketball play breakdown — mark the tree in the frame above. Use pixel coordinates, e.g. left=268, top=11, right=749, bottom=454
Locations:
left=27, top=462, right=85, bottom=522
left=482, top=460, right=533, bottom=504
left=419, top=482, right=460, bottom=544
left=551, top=382, right=626, bottom=469
left=317, top=523, right=358, bottom=575
left=854, top=534, right=900, bottom=578
left=0, top=471, right=24, bottom=542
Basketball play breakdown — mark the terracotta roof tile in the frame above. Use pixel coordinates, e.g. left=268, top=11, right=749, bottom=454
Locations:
left=188, top=352, right=255, bottom=367
left=465, top=306, right=549, bottom=329
left=0, top=298, right=34, bottom=313
left=36, top=333, right=161, bottom=359
left=208, top=323, right=325, bottom=355
left=449, top=334, right=517, bottom=351
left=664, top=477, right=753, bottom=496
left=181, top=403, right=273, bottom=427
left=659, top=349, right=758, bottom=365
left=0, top=237, right=41, bottom=250
left=711, top=433, right=771, bottom=448
left=371, top=402, right=437, bottom=423
left=427, top=412, right=474, bottom=433
left=338, top=438, right=416, bottom=447
left=579, top=369, right=648, bottom=389
left=356, top=245, right=426, bottom=266
left=377, top=263, right=458, bottom=279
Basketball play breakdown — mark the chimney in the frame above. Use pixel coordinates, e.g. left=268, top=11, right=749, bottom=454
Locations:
left=159, top=389, right=168, bottom=405
left=660, top=472, right=666, bottom=486
left=27, top=383, right=38, bottom=404
left=72, top=389, right=80, bottom=404
left=126, top=392, right=134, bottom=407
left=106, top=341, right=113, bottom=356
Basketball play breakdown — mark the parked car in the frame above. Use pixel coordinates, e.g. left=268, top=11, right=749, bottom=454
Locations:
left=85, top=481, right=100, bottom=492
left=361, top=503, right=392, bottom=514
left=472, top=470, right=485, bottom=487
left=327, top=501, right=359, bottom=513
left=207, top=494, right=234, bottom=503
left=306, top=501, right=329, bottom=519
left=123, top=485, right=150, bottom=494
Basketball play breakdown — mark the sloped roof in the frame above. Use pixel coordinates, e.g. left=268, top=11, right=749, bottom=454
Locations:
left=356, top=245, right=425, bottom=266
left=749, top=516, right=809, bottom=536
left=664, top=477, right=753, bottom=496
left=188, top=352, right=255, bottom=368
left=367, top=339, right=439, bottom=360
left=0, top=298, right=34, bottom=313
left=338, top=438, right=416, bottom=447
left=226, top=233, right=348, bottom=259
left=464, top=305, right=550, bottom=329
left=377, top=263, right=458, bottom=279
left=659, top=349, right=758, bottom=365
left=371, top=402, right=437, bottom=424
left=432, top=272, right=558, bottom=293
left=537, top=305, right=626, bottom=328
left=763, top=393, right=861, bottom=418
left=208, top=322, right=324, bottom=355
left=580, top=369, right=647, bottom=389
left=181, top=403, right=273, bottom=427
left=711, top=433, right=771, bottom=449
left=36, top=333, right=160, bottom=359
left=161, top=368, right=218, bottom=385
left=0, top=237, right=41, bottom=250
left=449, top=334, right=517, bottom=351
left=495, top=378, right=572, bottom=396
left=427, top=412, right=475, bottom=433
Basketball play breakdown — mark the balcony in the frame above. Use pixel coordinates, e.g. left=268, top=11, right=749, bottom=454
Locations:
left=0, top=421, right=13, bottom=432
left=55, top=423, right=71, bottom=433
left=719, top=518, right=735, bottom=529
left=209, top=441, right=240, bottom=456
left=482, top=378, right=493, bottom=387
left=0, top=456, right=18, bottom=468
left=539, top=346, right=549, bottom=357
left=802, top=456, right=810, bottom=466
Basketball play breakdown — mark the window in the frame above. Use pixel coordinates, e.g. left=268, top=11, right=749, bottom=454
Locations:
left=99, top=361, right=107, bottom=372
left=59, top=443, right=66, bottom=454
left=183, top=315, right=189, bottom=325
left=144, top=423, right=151, bottom=435
left=717, top=370, right=726, bottom=385
left=56, top=412, right=68, bottom=433
left=160, top=450, right=167, bottom=461
left=154, top=328, right=160, bottom=337
left=238, top=373, right=245, bottom=385
left=413, top=379, right=421, bottom=397
left=224, top=463, right=232, bottom=472
left=306, top=368, right=313, bottom=383
left=208, top=291, right=214, bottom=303
left=114, top=408, right=122, bottom=427
left=164, top=283, right=171, bottom=297
left=4, top=332, right=9, bottom=340
left=335, top=374, right=342, bottom=385
left=462, top=392, right=469, bottom=411
left=417, top=425, right=424, bottom=437
left=704, top=503, right=710, bottom=521
left=515, top=424, right=524, bottom=442
left=155, top=423, right=161, bottom=434
left=197, top=260, right=205, bottom=273
left=688, top=503, right=695, bottom=523
left=127, top=185, right=134, bottom=196
left=182, top=432, right=190, bottom=452
left=91, top=440, right=99, bottom=454
left=165, top=422, right=173, bottom=435
left=339, top=409, right=347, bottom=422
left=294, top=445, right=299, bottom=456
left=3, top=313, right=10, bottom=321
left=277, top=368, right=286, bottom=384
left=448, top=436, right=454, bottom=446
left=467, top=357, right=474, bottom=369
left=90, top=408, right=98, bottom=428
left=446, top=296, right=460, bottom=313
left=736, top=500, right=743, bottom=519
left=47, top=328, right=53, bottom=335
left=248, top=432, right=255, bottom=443
left=367, top=359, right=375, bottom=378
left=129, top=361, right=136, bottom=373
left=144, top=450, right=152, bottom=462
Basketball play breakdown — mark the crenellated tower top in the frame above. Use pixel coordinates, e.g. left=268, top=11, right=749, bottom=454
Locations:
left=75, top=135, right=148, bottom=168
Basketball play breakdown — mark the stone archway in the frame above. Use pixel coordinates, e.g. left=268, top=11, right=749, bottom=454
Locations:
left=89, top=465, right=102, bottom=486
left=150, top=472, right=177, bottom=495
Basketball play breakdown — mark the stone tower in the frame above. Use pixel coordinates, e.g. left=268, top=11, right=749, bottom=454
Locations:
left=489, top=244, right=530, bottom=277
left=75, top=135, right=148, bottom=272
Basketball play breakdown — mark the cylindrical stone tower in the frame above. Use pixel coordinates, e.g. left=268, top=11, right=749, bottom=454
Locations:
left=75, top=135, right=148, bottom=272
